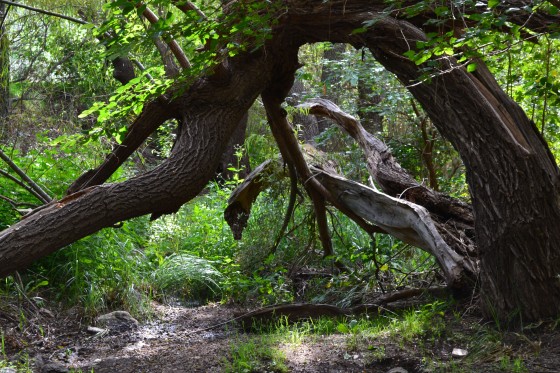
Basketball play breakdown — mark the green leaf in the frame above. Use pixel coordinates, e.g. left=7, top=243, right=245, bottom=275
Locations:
left=467, top=63, right=478, bottom=72
left=488, top=0, right=499, bottom=9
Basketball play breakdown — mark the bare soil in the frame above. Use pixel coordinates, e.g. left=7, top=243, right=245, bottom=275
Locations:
left=1, top=300, right=559, bottom=372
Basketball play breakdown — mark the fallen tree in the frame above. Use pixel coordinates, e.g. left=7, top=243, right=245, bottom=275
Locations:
left=1, top=0, right=559, bottom=322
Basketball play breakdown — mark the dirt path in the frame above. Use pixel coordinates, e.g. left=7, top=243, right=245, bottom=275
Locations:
left=2, top=302, right=421, bottom=372
left=2, top=301, right=560, bottom=372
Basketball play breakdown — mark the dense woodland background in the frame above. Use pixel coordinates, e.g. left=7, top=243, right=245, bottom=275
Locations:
left=0, top=1, right=559, bottom=371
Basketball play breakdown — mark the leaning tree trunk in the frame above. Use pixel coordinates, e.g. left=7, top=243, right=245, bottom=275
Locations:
left=361, top=19, right=560, bottom=321
left=0, top=49, right=289, bottom=275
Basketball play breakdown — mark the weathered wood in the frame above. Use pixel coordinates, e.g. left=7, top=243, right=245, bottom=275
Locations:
left=1, top=0, right=559, bottom=322
left=298, top=99, right=472, bottom=227
left=311, top=167, right=473, bottom=289
left=298, top=99, right=477, bottom=287
left=224, top=159, right=277, bottom=240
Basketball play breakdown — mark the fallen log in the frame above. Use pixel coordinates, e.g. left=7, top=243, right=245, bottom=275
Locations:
left=298, top=99, right=473, bottom=227
left=235, top=286, right=449, bottom=327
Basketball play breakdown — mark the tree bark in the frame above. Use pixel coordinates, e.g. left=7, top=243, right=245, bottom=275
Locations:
left=0, top=3, right=8, bottom=119
left=0, top=49, right=284, bottom=276
left=361, top=18, right=560, bottom=321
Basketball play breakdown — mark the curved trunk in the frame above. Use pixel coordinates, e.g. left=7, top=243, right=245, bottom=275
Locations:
left=363, top=18, right=560, bottom=321
left=0, top=52, right=277, bottom=276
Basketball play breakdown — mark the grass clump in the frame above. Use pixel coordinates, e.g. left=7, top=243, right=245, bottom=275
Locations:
left=223, top=336, right=288, bottom=373
left=153, top=253, right=224, bottom=302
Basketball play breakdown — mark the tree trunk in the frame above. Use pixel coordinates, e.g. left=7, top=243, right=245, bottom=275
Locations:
left=0, top=3, right=9, bottom=119
left=215, top=112, right=251, bottom=182
left=362, top=18, right=560, bottom=321
left=0, top=49, right=287, bottom=276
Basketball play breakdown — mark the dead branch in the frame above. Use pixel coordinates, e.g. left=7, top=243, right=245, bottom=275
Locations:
left=0, top=0, right=87, bottom=24
left=236, top=286, right=449, bottom=326
left=224, top=159, right=276, bottom=239
left=311, top=168, right=476, bottom=289
left=298, top=98, right=472, bottom=226
left=272, top=162, right=298, bottom=252
left=0, top=149, right=51, bottom=203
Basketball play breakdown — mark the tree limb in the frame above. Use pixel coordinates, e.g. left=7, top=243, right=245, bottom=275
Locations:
left=272, top=162, right=298, bottom=253
left=0, top=0, right=88, bottom=25
left=0, top=169, right=48, bottom=204
left=312, top=168, right=475, bottom=288
left=0, top=149, right=51, bottom=203
left=171, top=0, right=207, bottom=19
left=298, top=99, right=473, bottom=227
left=67, top=100, right=174, bottom=194
left=138, top=2, right=191, bottom=69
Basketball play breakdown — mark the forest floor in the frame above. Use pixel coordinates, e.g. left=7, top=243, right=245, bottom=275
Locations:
left=1, top=298, right=560, bottom=373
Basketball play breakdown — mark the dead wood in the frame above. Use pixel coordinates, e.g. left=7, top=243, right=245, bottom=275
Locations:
left=298, top=98, right=473, bottom=227
left=224, top=159, right=277, bottom=240
left=298, top=99, right=477, bottom=288
left=310, top=168, right=476, bottom=289
left=236, top=286, right=449, bottom=327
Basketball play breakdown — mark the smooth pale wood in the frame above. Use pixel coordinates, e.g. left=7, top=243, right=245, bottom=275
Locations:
left=311, top=167, right=470, bottom=287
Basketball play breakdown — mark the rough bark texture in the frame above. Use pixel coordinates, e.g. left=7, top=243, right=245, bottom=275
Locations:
left=215, top=112, right=251, bottom=182
left=1, top=0, right=559, bottom=321
left=0, top=47, right=290, bottom=275
left=360, top=18, right=560, bottom=320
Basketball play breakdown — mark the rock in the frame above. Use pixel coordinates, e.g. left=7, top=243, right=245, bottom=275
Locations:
left=96, top=311, right=139, bottom=333
left=387, top=368, right=408, bottom=373
left=0, top=367, right=17, bottom=373
left=86, top=326, right=107, bottom=335
left=41, top=361, right=69, bottom=373
left=452, top=348, right=468, bottom=358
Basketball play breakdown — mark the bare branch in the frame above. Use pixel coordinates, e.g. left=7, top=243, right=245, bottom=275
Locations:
left=0, top=194, right=38, bottom=209
left=171, top=0, right=207, bottom=19
left=0, top=0, right=87, bottom=25
left=0, top=169, right=48, bottom=204
left=67, top=100, right=174, bottom=194
left=298, top=99, right=473, bottom=226
left=0, top=149, right=51, bottom=203
left=272, top=162, right=297, bottom=252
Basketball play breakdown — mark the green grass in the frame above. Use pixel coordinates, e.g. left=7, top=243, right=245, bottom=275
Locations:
left=223, top=336, right=289, bottom=373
